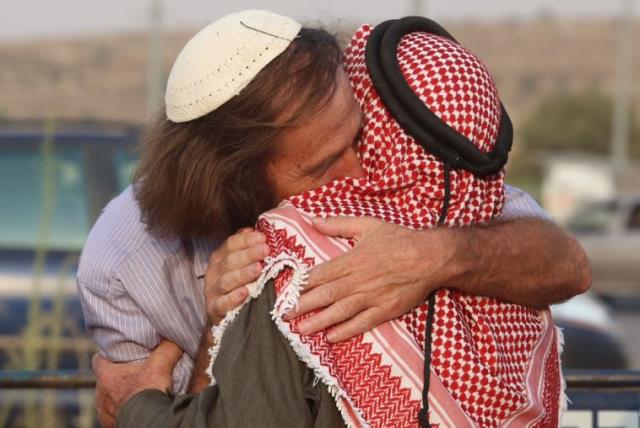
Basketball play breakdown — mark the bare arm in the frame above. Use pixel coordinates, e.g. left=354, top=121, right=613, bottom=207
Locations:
left=289, top=215, right=590, bottom=342
left=92, top=341, right=183, bottom=428
left=444, top=217, right=590, bottom=305
left=200, top=192, right=591, bottom=344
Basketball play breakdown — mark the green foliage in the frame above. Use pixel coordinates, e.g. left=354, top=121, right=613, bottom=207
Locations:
left=521, top=91, right=640, bottom=158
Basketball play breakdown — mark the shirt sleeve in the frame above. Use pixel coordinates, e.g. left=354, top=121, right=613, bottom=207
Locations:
left=116, top=282, right=346, bottom=428
left=500, top=184, right=554, bottom=222
left=77, top=276, right=193, bottom=393
left=115, top=388, right=220, bottom=428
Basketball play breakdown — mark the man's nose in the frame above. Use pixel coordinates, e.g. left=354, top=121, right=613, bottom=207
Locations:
left=343, top=149, right=366, bottom=179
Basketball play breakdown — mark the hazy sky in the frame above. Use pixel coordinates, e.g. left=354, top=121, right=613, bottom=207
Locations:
left=1, top=0, right=633, bottom=41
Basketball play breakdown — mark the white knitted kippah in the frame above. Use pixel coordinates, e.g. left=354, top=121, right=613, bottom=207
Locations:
left=165, top=10, right=302, bottom=123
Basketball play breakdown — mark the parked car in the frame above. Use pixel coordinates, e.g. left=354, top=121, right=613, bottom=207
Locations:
left=567, top=196, right=640, bottom=302
left=552, top=293, right=628, bottom=369
left=0, top=120, right=140, bottom=427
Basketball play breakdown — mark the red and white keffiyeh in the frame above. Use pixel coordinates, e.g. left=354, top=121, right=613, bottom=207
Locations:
left=209, top=25, right=564, bottom=428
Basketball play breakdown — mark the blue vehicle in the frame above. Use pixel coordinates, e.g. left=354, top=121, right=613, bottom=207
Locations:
left=0, top=120, right=139, bottom=427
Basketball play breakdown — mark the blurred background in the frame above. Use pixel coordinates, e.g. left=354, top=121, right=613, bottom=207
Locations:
left=0, top=0, right=638, bottom=427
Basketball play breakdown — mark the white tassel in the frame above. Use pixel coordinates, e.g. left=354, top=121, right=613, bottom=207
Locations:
left=267, top=265, right=369, bottom=428
left=270, top=308, right=369, bottom=428
left=556, top=326, right=570, bottom=420
left=205, top=252, right=312, bottom=385
left=204, top=250, right=368, bottom=427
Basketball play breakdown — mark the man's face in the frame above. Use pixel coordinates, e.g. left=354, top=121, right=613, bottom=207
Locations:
left=267, top=69, right=364, bottom=201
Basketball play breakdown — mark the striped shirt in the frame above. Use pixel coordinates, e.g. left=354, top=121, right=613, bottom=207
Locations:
left=76, top=184, right=550, bottom=393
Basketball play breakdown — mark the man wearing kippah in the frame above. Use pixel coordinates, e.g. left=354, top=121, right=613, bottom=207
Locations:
left=79, top=10, right=590, bottom=428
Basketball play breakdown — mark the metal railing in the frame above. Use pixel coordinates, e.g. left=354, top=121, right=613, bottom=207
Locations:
left=564, top=369, right=640, bottom=391
left=562, top=370, right=640, bottom=428
left=0, top=370, right=639, bottom=428
left=0, top=370, right=96, bottom=389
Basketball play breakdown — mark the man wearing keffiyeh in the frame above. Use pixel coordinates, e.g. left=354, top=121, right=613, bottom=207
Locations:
left=109, top=15, right=568, bottom=428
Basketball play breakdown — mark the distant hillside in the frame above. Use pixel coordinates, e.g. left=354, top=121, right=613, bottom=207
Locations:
left=1, top=18, right=638, bottom=133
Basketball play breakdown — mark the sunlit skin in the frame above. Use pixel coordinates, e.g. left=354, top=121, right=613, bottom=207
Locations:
left=267, top=69, right=365, bottom=201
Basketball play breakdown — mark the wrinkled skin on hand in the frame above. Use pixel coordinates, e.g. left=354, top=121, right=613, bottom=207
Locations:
left=92, top=340, right=183, bottom=428
left=204, top=228, right=269, bottom=325
left=285, top=216, right=451, bottom=342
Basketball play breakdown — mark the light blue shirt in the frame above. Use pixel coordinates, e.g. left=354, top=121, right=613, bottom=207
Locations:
left=77, top=184, right=551, bottom=393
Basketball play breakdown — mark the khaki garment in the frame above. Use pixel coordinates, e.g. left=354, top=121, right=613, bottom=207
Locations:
left=116, top=283, right=346, bottom=428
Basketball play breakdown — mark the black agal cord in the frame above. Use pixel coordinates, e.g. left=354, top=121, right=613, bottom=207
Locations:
left=365, top=16, right=512, bottom=177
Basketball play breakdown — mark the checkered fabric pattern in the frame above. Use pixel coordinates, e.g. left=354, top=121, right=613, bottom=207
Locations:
left=282, top=25, right=562, bottom=427
left=291, top=27, right=504, bottom=229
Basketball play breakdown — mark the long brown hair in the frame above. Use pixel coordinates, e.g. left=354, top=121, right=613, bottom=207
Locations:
left=133, top=28, right=343, bottom=242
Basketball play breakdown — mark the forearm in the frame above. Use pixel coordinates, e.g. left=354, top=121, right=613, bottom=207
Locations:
left=116, top=387, right=219, bottom=428
left=188, top=322, right=214, bottom=393
left=110, top=328, right=219, bottom=428
left=430, top=218, right=591, bottom=307
left=114, top=329, right=218, bottom=428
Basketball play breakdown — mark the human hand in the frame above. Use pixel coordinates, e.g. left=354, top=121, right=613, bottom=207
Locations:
left=204, top=228, right=270, bottom=324
left=92, top=340, right=183, bottom=428
left=287, top=216, right=456, bottom=342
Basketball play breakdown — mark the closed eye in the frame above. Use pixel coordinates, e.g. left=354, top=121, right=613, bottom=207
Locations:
left=306, top=149, right=344, bottom=178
